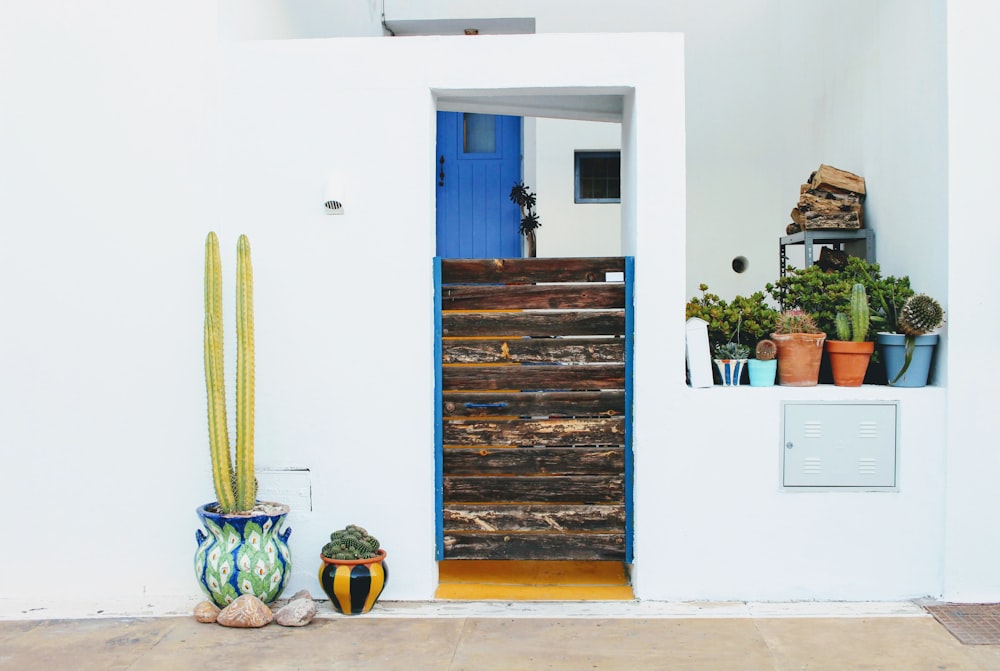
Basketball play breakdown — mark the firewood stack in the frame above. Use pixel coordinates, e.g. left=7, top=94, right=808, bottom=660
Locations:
left=786, top=164, right=866, bottom=234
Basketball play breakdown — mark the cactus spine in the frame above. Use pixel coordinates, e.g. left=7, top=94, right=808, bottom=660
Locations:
left=204, top=232, right=256, bottom=514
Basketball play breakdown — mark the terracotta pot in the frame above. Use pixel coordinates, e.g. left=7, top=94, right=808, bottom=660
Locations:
left=318, top=549, right=388, bottom=615
left=771, top=332, right=826, bottom=386
left=826, top=340, right=875, bottom=387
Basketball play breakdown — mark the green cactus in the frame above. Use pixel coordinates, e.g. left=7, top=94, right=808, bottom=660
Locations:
left=204, top=232, right=256, bottom=515
left=322, top=525, right=382, bottom=560
left=774, top=309, right=822, bottom=334
left=848, top=283, right=870, bottom=341
left=834, top=313, right=852, bottom=341
left=754, top=339, right=777, bottom=361
left=898, top=294, right=944, bottom=336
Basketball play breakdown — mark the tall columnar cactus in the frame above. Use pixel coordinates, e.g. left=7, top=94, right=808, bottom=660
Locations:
left=848, top=283, right=870, bottom=342
left=204, top=232, right=256, bottom=514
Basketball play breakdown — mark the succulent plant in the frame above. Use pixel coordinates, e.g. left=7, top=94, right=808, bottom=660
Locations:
left=755, top=339, right=777, bottom=361
left=204, top=232, right=256, bottom=514
left=773, top=309, right=822, bottom=335
left=322, top=525, right=381, bottom=560
left=686, top=284, right=779, bottom=353
left=897, top=294, right=944, bottom=336
left=714, top=342, right=751, bottom=360
left=834, top=283, right=871, bottom=342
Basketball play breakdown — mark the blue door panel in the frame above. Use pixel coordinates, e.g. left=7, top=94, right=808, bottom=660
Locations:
left=436, top=112, right=522, bottom=258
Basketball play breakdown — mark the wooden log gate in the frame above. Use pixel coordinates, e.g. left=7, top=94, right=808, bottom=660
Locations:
left=434, top=257, right=633, bottom=561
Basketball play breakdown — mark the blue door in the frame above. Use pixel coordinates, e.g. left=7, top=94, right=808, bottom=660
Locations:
left=436, top=112, right=522, bottom=258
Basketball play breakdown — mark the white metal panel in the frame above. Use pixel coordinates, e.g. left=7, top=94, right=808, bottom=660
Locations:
left=783, top=402, right=898, bottom=489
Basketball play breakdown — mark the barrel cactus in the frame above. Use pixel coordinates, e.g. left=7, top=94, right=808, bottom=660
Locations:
left=898, top=294, right=944, bottom=336
left=204, top=232, right=256, bottom=514
left=755, top=339, right=777, bottom=361
left=774, top=309, right=822, bottom=334
left=322, top=525, right=381, bottom=560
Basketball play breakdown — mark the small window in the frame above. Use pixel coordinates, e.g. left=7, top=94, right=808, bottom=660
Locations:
left=463, top=113, right=497, bottom=154
left=575, top=151, right=621, bottom=203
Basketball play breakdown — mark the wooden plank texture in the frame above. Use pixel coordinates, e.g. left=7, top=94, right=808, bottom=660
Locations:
left=442, top=390, right=625, bottom=418
left=442, top=364, right=624, bottom=391
left=443, top=504, right=625, bottom=532
left=442, top=311, right=624, bottom=338
left=442, top=532, right=626, bottom=561
left=442, top=337, right=624, bottom=364
left=443, top=475, right=624, bottom=503
left=443, top=446, right=625, bottom=475
left=440, top=283, right=625, bottom=310
left=443, top=417, right=625, bottom=447
left=441, top=257, right=625, bottom=284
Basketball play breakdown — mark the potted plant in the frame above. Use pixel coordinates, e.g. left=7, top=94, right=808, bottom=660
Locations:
left=510, top=182, right=541, bottom=258
left=194, top=232, right=292, bottom=608
left=877, top=293, right=945, bottom=387
left=771, top=310, right=826, bottom=386
left=713, top=341, right=751, bottom=387
left=748, top=338, right=778, bottom=387
left=686, top=284, right=779, bottom=385
left=825, top=283, right=874, bottom=387
left=319, top=524, right=388, bottom=615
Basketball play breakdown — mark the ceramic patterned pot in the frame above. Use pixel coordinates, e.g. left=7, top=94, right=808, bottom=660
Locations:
left=318, top=550, right=388, bottom=615
left=713, top=358, right=747, bottom=386
left=195, top=502, right=292, bottom=608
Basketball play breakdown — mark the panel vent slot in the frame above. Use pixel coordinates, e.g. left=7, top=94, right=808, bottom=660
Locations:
left=858, top=458, right=878, bottom=474
left=802, top=457, right=822, bottom=474
left=803, top=421, right=823, bottom=439
left=858, top=421, right=879, bottom=439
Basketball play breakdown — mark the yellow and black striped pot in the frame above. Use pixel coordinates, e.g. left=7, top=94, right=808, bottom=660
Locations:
left=318, top=549, right=388, bottom=615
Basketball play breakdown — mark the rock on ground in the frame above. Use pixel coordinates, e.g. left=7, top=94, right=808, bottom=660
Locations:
left=216, top=594, right=273, bottom=628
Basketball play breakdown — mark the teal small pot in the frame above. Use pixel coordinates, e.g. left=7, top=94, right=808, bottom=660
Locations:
left=747, top=359, right=777, bottom=387
left=877, top=332, right=939, bottom=387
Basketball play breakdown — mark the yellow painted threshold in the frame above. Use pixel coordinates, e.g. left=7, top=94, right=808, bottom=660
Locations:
left=436, top=561, right=634, bottom=601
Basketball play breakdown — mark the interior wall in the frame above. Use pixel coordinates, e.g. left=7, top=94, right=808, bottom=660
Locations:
left=535, top=118, right=622, bottom=257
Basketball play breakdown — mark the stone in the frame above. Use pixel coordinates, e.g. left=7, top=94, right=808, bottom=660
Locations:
left=216, top=594, right=273, bottom=628
left=275, top=597, right=317, bottom=627
left=193, top=601, right=220, bottom=623
left=289, top=589, right=313, bottom=602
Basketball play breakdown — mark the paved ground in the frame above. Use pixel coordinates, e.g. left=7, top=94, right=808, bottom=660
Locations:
left=3, top=606, right=1000, bottom=670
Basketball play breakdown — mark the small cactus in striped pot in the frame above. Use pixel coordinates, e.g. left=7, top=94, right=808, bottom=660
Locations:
left=204, top=232, right=256, bottom=514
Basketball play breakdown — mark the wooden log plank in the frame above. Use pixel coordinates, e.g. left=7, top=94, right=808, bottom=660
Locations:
left=443, top=475, right=624, bottom=503
left=440, top=283, right=625, bottom=310
left=442, top=390, right=626, bottom=418
left=443, top=446, right=625, bottom=475
left=443, top=337, right=624, bottom=365
left=442, top=364, right=624, bottom=392
left=443, top=504, right=626, bottom=532
left=441, top=257, right=625, bottom=284
left=443, top=417, right=625, bottom=447
left=789, top=209, right=862, bottom=229
left=442, top=532, right=626, bottom=560
left=809, top=164, right=866, bottom=197
left=441, top=311, right=625, bottom=338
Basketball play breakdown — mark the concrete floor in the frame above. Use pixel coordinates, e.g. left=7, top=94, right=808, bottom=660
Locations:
left=3, top=604, right=1000, bottom=671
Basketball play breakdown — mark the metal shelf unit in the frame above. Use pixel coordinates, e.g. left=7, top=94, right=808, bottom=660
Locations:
left=779, top=229, right=876, bottom=278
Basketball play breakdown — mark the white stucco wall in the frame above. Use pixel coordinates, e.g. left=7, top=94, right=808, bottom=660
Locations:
left=944, top=0, right=1000, bottom=602
left=1, top=1, right=992, bottom=612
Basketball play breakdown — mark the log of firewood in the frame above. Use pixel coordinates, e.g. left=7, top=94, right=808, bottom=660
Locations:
left=817, top=246, right=850, bottom=272
left=796, top=190, right=863, bottom=223
left=808, top=164, right=866, bottom=198
left=790, top=208, right=862, bottom=229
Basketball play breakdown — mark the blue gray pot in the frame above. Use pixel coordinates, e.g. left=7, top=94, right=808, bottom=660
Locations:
left=877, top=333, right=939, bottom=387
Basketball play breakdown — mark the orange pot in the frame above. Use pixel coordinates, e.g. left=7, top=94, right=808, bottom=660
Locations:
left=826, top=340, right=874, bottom=387
left=771, top=332, right=826, bottom=386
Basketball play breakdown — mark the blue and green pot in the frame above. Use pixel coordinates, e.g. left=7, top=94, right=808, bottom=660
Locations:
left=319, top=549, right=388, bottom=615
left=194, top=502, right=292, bottom=608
